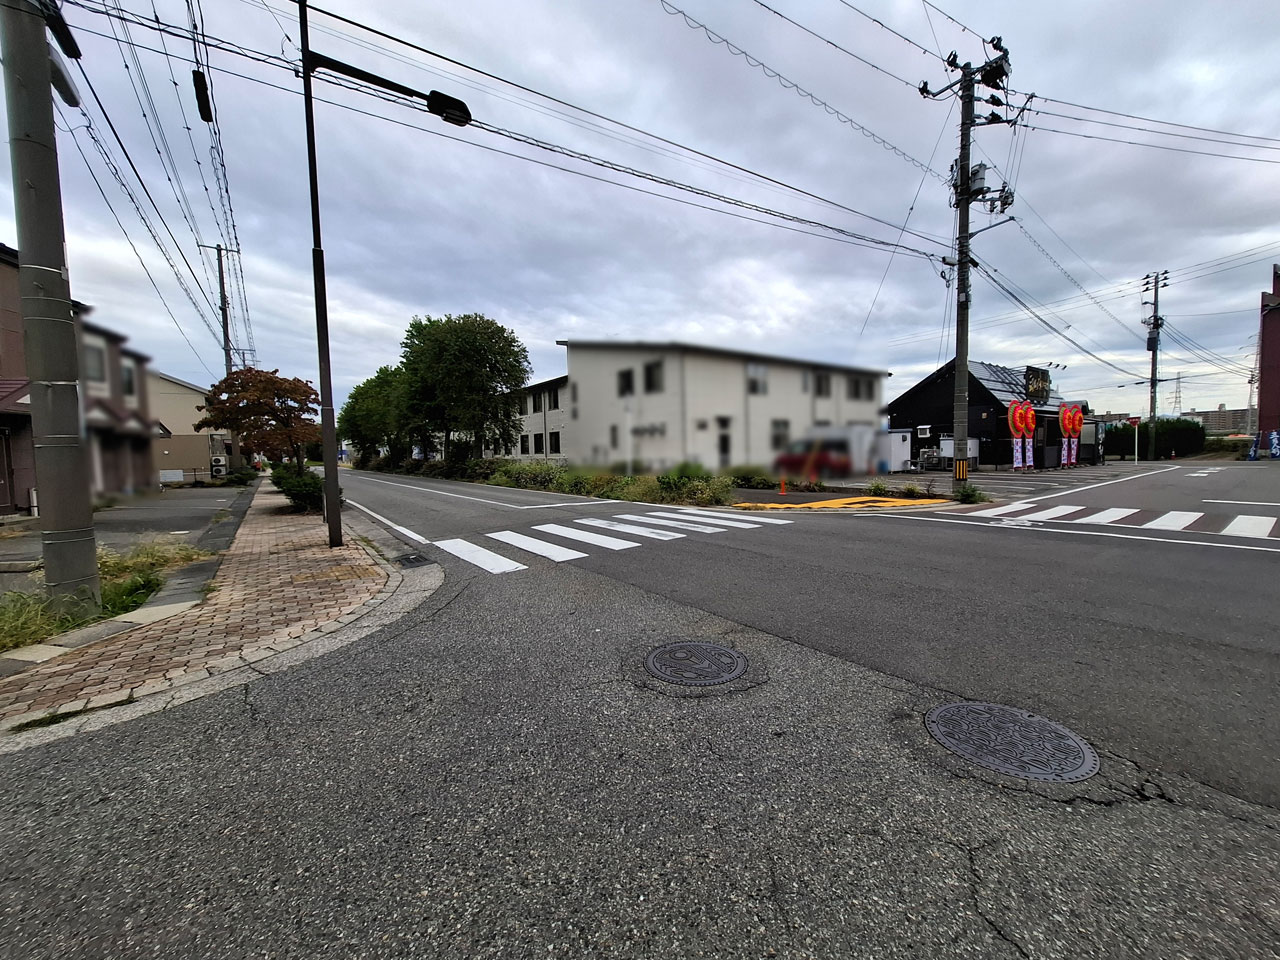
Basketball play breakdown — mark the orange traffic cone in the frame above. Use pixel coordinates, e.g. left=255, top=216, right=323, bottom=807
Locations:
left=780, top=477, right=787, bottom=496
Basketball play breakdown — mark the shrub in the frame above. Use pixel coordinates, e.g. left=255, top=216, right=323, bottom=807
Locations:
left=369, top=453, right=397, bottom=473
left=669, top=460, right=711, bottom=479
left=725, top=465, right=774, bottom=489
left=353, top=449, right=376, bottom=470
left=684, top=476, right=735, bottom=506
left=552, top=472, right=592, bottom=496
left=224, top=466, right=259, bottom=486
left=277, top=469, right=325, bottom=511
left=953, top=482, right=988, bottom=504
left=400, top=457, right=424, bottom=475
left=899, top=483, right=923, bottom=499
left=866, top=479, right=890, bottom=497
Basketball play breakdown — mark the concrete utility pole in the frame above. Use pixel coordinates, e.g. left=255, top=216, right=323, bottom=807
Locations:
left=1143, top=270, right=1168, bottom=461
left=199, top=241, right=242, bottom=468
left=0, top=0, right=101, bottom=607
left=920, top=43, right=1014, bottom=492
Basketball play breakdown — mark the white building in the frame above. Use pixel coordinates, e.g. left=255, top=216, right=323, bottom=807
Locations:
left=501, top=341, right=884, bottom=471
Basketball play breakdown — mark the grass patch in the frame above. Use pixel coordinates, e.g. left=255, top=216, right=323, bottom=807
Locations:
left=487, top=461, right=736, bottom=506
left=0, top=540, right=209, bottom=654
left=953, top=482, right=990, bottom=504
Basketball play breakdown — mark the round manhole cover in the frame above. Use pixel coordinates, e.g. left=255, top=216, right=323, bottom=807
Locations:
left=925, top=702, right=1100, bottom=783
left=644, top=642, right=748, bottom=687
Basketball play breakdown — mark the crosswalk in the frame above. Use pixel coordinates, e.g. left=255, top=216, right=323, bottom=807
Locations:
left=966, top=501, right=1279, bottom=539
left=424, top=509, right=793, bottom=575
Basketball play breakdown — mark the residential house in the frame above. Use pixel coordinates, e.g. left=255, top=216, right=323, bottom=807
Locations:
left=147, top=369, right=227, bottom=480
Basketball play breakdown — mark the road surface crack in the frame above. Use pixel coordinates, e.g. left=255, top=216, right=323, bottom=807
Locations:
left=964, top=842, right=1031, bottom=959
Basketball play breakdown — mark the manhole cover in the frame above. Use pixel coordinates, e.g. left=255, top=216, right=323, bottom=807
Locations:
left=396, top=553, right=430, bottom=568
left=925, top=702, right=1100, bottom=783
left=644, top=642, right=748, bottom=686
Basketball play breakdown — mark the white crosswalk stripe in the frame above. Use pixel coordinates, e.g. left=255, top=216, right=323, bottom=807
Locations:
left=1070, top=507, right=1139, bottom=525
left=433, top=538, right=528, bottom=574
left=485, top=531, right=587, bottom=561
left=1015, top=505, right=1086, bottom=522
left=575, top=518, right=684, bottom=540
left=646, top=511, right=760, bottom=529
left=531, top=523, right=640, bottom=550
left=673, top=509, right=793, bottom=525
left=614, top=513, right=728, bottom=533
left=968, top=502, right=1034, bottom=517
left=1143, top=511, right=1203, bottom=531
left=1219, top=515, right=1277, bottom=539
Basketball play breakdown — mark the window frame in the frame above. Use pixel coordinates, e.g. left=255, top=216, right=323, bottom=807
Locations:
left=83, top=344, right=107, bottom=383
left=549, top=431, right=560, bottom=454
left=643, top=360, right=664, bottom=394
left=617, top=369, right=635, bottom=397
left=520, top=434, right=530, bottom=455
left=534, top=433, right=545, bottom=454
left=814, top=372, right=831, bottom=398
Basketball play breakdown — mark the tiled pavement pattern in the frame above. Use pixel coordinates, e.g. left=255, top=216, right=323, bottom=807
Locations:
left=0, top=486, right=387, bottom=730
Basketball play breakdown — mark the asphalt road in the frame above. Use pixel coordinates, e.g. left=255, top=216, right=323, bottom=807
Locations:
left=2, top=464, right=1278, bottom=958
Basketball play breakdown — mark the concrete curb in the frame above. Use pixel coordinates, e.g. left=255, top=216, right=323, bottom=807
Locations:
left=0, top=508, right=441, bottom=753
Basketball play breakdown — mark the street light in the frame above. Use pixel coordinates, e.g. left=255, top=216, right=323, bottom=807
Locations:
left=297, top=0, right=470, bottom=546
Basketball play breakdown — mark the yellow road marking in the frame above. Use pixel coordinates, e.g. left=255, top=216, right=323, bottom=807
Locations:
left=735, top=497, right=950, bottom=510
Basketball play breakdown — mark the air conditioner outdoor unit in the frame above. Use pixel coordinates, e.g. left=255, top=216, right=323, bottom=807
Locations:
left=211, top=465, right=228, bottom=478
left=917, top=425, right=931, bottom=438
left=210, top=455, right=228, bottom=466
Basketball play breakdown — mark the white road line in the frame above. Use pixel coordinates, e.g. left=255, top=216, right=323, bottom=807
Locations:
left=1022, top=465, right=1180, bottom=502
left=674, top=508, right=793, bottom=525
left=1220, top=515, right=1277, bottom=539
left=967, top=501, right=1034, bottom=517
left=346, top=499, right=429, bottom=544
left=353, top=475, right=610, bottom=509
left=576, top=518, right=684, bottom=540
left=866, top=512, right=1280, bottom=553
left=647, top=511, right=760, bottom=529
left=531, top=524, right=640, bottom=550
left=485, top=531, right=587, bottom=561
left=433, top=539, right=527, bottom=573
left=614, top=513, right=727, bottom=533
left=1187, top=473, right=1210, bottom=477
left=1143, top=511, right=1203, bottom=531
left=1205, top=499, right=1280, bottom=507
left=1070, top=507, right=1140, bottom=525
left=1015, top=504, right=1086, bottom=522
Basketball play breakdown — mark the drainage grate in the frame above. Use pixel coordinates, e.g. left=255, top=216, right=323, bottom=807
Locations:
left=925, top=702, right=1100, bottom=783
left=644, top=642, right=748, bottom=687
left=396, top=553, right=430, bottom=568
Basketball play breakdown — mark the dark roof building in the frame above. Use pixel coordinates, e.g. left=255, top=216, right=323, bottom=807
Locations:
left=886, top=359, right=1097, bottom=469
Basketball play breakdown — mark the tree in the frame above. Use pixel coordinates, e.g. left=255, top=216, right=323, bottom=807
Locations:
left=338, top=365, right=408, bottom=463
left=195, top=368, right=321, bottom=473
left=399, top=313, right=531, bottom=459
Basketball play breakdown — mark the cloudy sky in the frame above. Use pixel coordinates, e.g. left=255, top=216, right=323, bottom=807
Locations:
left=3, top=0, right=1276, bottom=419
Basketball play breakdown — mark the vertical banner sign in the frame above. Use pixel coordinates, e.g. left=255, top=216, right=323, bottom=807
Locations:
left=1024, top=406, right=1036, bottom=470
left=1013, top=432, right=1024, bottom=468
left=1009, top=401, right=1026, bottom=469
left=1270, top=430, right=1280, bottom=459
left=1070, top=438, right=1078, bottom=465
left=1061, top=438, right=1069, bottom=466
left=1025, top=437, right=1034, bottom=468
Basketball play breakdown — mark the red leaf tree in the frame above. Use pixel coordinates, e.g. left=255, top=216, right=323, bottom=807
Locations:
left=194, top=368, right=321, bottom=473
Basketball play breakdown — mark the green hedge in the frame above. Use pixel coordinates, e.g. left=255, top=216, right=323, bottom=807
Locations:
left=276, top=470, right=325, bottom=511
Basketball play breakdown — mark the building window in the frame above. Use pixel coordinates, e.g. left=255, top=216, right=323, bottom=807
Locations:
left=771, top=419, right=790, bottom=451
left=610, top=424, right=619, bottom=449
left=815, top=419, right=831, bottom=427
left=715, top=416, right=731, bottom=430
left=548, top=387, right=559, bottom=410
left=504, top=442, right=512, bottom=456
left=618, top=369, right=634, bottom=397
left=847, top=375, right=862, bottom=400
left=534, top=433, right=545, bottom=454
left=549, top=431, right=560, bottom=454
left=747, top=362, right=768, bottom=395
left=520, top=434, right=530, bottom=454
left=695, top=419, right=708, bottom=431
left=122, top=363, right=136, bottom=396
left=84, top=344, right=106, bottom=382
left=533, top=391, right=543, bottom=413
left=814, top=372, right=831, bottom=398
left=802, top=370, right=810, bottom=393
left=571, top=382, right=578, bottom=403
left=644, top=360, right=664, bottom=394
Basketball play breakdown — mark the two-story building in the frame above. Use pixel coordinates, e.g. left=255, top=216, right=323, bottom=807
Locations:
left=0, top=242, right=166, bottom=509
left=502, top=341, right=885, bottom=471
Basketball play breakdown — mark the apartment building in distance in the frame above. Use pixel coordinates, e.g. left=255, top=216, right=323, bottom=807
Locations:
left=500, top=341, right=885, bottom=470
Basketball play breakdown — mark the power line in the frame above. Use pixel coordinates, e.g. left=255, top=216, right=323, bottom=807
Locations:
left=1010, top=91, right=1280, bottom=146
left=1022, top=123, right=1280, bottom=166
left=654, top=0, right=948, bottom=182
left=73, top=59, right=219, bottom=316
left=832, top=0, right=944, bottom=61
left=747, top=0, right=920, bottom=88
left=62, top=109, right=219, bottom=379
left=1027, top=106, right=1280, bottom=153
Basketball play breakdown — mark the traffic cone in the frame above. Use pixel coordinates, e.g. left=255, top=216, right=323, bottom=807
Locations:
left=780, top=477, right=787, bottom=496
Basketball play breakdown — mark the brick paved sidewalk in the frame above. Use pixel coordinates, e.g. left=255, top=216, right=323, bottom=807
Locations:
left=0, top=484, right=387, bottom=731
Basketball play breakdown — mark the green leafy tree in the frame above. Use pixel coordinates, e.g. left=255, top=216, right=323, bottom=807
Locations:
left=195, top=368, right=320, bottom=474
left=399, top=313, right=531, bottom=459
left=338, top=365, right=409, bottom=462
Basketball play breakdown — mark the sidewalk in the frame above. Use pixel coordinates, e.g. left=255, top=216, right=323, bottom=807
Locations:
left=0, top=484, right=392, bottom=733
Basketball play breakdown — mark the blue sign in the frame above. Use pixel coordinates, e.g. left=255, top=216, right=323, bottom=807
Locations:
left=1270, top=430, right=1280, bottom=459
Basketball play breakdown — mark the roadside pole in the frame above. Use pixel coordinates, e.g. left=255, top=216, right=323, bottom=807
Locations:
left=0, top=0, right=101, bottom=608
left=1143, top=271, right=1168, bottom=462
left=199, top=242, right=243, bottom=469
